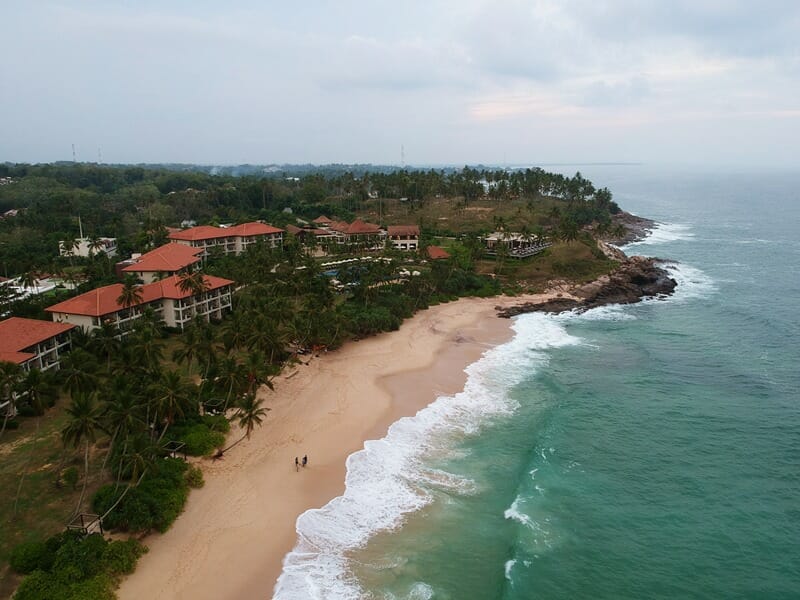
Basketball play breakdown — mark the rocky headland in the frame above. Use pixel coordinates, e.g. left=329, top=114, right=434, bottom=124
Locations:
left=498, top=213, right=677, bottom=319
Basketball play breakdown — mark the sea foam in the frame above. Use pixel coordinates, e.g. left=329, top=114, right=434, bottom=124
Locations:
left=273, top=314, right=579, bottom=599
left=622, top=221, right=694, bottom=250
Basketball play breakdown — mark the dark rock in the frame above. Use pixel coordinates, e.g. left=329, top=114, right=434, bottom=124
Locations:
left=497, top=256, right=677, bottom=318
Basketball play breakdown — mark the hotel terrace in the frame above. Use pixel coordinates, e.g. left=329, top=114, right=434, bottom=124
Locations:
left=120, top=243, right=203, bottom=284
left=387, top=225, right=420, bottom=251
left=168, top=222, right=284, bottom=258
left=0, top=317, right=75, bottom=371
left=325, top=219, right=386, bottom=249
left=45, top=274, right=234, bottom=332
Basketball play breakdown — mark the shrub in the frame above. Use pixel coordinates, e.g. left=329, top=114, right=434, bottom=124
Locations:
left=181, top=426, right=225, bottom=456
left=52, top=533, right=107, bottom=581
left=202, top=413, right=230, bottom=433
left=185, top=465, right=204, bottom=488
left=102, top=539, right=146, bottom=575
left=9, top=540, right=47, bottom=574
left=62, top=466, right=79, bottom=489
left=92, top=458, right=190, bottom=534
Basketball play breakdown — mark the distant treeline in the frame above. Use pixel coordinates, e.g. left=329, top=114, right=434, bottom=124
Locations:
left=0, top=162, right=618, bottom=276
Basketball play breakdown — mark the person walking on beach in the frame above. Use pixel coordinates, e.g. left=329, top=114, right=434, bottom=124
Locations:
left=295, top=457, right=300, bottom=472
left=302, top=455, right=308, bottom=468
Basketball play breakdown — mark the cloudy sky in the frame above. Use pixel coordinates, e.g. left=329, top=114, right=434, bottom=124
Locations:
left=2, top=1, right=799, bottom=166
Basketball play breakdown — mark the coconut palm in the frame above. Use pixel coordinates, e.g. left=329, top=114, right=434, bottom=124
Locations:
left=216, top=356, right=248, bottom=412
left=0, top=361, right=22, bottom=441
left=87, top=236, right=105, bottom=257
left=101, top=380, right=146, bottom=468
left=177, top=271, right=209, bottom=297
left=59, top=349, right=100, bottom=397
left=218, top=393, right=270, bottom=454
left=172, top=323, right=201, bottom=374
left=149, top=370, right=192, bottom=440
left=91, top=322, right=121, bottom=370
left=116, top=275, right=143, bottom=310
left=62, top=391, right=105, bottom=514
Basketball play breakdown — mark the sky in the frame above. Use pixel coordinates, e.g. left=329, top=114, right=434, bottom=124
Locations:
left=1, top=0, right=799, bottom=167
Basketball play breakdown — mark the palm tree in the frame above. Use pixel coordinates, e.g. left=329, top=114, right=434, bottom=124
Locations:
left=101, top=380, right=146, bottom=468
left=12, top=369, right=56, bottom=513
left=173, top=323, right=201, bottom=374
left=218, top=393, right=270, bottom=454
left=117, top=275, right=143, bottom=311
left=0, top=361, right=22, bottom=441
left=87, top=236, right=105, bottom=257
left=130, top=327, right=165, bottom=376
left=59, top=349, right=100, bottom=397
left=18, top=271, right=40, bottom=295
left=149, top=370, right=192, bottom=441
left=62, top=391, right=105, bottom=515
left=61, top=239, right=79, bottom=266
left=559, top=217, right=580, bottom=244
left=216, top=356, right=248, bottom=412
left=91, top=322, right=121, bottom=370
left=177, top=271, right=209, bottom=297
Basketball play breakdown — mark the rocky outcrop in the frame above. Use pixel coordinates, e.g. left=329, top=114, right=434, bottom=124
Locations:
left=497, top=256, right=677, bottom=318
left=608, top=212, right=656, bottom=245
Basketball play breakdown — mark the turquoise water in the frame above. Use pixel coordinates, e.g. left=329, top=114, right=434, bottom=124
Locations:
left=276, top=167, right=800, bottom=599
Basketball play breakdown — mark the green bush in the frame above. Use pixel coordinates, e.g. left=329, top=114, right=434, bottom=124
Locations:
left=202, top=414, right=230, bottom=433
left=9, top=540, right=47, bottom=574
left=185, top=465, right=205, bottom=488
left=62, top=466, right=79, bottom=489
left=102, top=539, right=146, bottom=575
left=12, top=535, right=128, bottom=600
left=13, top=570, right=69, bottom=600
left=92, top=458, right=190, bottom=533
left=181, top=426, right=225, bottom=456
left=52, top=533, right=107, bottom=581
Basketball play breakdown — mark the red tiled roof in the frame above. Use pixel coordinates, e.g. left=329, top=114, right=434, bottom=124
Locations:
left=122, top=244, right=202, bottom=273
left=230, top=222, right=283, bottom=237
left=0, top=350, right=35, bottom=365
left=313, top=215, right=332, bottom=224
left=388, top=225, right=419, bottom=237
left=45, top=275, right=235, bottom=317
left=144, top=274, right=234, bottom=300
left=426, top=245, right=451, bottom=260
left=168, top=222, right=282, bottom=241
left=0, top=317, right=75, bottom=363
left=285, top=224, right=303, bottom=235
left=45, top=283, right=163, bottom=317
left=329, top=219, right=382, bottom=235
left=169, top=225, right=234, bottom=242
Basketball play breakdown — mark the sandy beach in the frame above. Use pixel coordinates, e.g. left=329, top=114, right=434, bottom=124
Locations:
left=117, top=293, right=561, bottom=600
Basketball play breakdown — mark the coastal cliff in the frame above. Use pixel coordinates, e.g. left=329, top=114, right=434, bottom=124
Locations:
left=498, top=255, right=677, bottom=317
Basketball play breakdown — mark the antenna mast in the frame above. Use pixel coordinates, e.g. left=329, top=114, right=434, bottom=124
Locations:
left=401, top=144, right=405, bottom=169
left=72, top=144, right=76, bottom=163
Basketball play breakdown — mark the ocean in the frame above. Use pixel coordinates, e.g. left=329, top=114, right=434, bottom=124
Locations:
left=275, top=166, right=800, bottom=599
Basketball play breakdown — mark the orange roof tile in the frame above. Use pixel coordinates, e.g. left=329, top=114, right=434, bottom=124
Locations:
left=168, top=222, right=282, bottom=241
left=0, top=317, right=75, bottom=363
left=329, top=219, right=382, bottom=235
left=45, top=283, right=163, bottom=317
left=313, top=215, right=333, bottom=224
left=143, top=274, right=234, bottom=300
left=388, top=225, right=419, bottom=237
left=229, top=222, right=283, bottom=236
left=426, top=245, right=451, bottom=260
left=122, top=243, right=202, bottom=273
left=0, top=350, right=35, bottom=365
left=45, top=274, right=235, bottom=318
left=168, top=225, right=234, bottom=242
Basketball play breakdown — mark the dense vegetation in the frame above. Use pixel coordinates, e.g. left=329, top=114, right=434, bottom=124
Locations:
left=0, top=161, right=625, bottom=599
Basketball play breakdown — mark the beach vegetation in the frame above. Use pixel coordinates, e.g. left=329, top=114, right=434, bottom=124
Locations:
left=10, top=531, right=144, bottom=600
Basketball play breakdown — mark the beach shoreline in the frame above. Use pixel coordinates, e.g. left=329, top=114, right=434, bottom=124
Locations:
left=117, top=292, right=564, bottom=600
